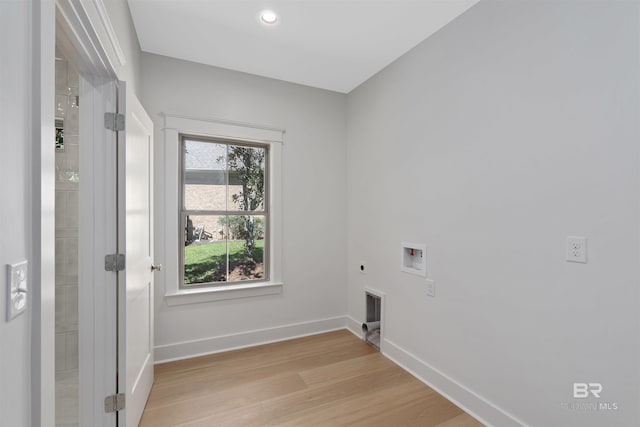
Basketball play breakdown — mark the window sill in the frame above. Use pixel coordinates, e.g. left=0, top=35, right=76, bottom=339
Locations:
left=164, top=281, right=283, bottom=306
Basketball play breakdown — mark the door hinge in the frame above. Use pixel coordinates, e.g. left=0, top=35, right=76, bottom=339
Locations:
left=104, top=112, right=125, bottom=131
left=105, top=254, right=125, bottom=272
left=104, top=393, right=126, bottom=413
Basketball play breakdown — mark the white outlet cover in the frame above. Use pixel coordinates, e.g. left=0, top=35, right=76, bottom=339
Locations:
left=426, top=279, right=436, bottom=297
left=566, top=236, right=587, bottom=263
left=6, top=261, right=28, bottom=321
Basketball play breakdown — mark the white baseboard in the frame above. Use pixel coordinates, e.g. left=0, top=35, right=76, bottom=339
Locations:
left=345, top=315, right=364, bottom=340
left=382, top=338, right=526, bottom=427
left=155, top=315, right=347, bottom=363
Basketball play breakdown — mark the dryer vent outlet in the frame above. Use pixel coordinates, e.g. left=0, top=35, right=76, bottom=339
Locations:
left=362, top=292, right=382, bottom=350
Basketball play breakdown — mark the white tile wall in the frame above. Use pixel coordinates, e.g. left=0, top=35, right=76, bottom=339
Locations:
left=55, top=238, right=79, bottom=284
left=55, top=287, right=65, bottom=329
left=65, top=332, right=78, bottom=370
left=67, top=285, right=78, bottom=326
left=56, top=370, right=79, bottom=427
left=55, top=333, right=67, bottom=372
left=55, top=58, right=68, bottom=94
left=55, top=54, right=80, bottom=427
left=55, top=191, right=79, bottom=230
left=66, top=98, right=79, bottom=134
left=55, top=94, right=67, bottom=118
left=55, top=285, right=78, bottom=333
left=55, top=332, right=79, bottom=371
left=55, top=56, right=79, bottom=366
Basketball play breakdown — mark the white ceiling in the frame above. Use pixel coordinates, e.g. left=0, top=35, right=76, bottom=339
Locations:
left=127, top=0, right=479, bottom=93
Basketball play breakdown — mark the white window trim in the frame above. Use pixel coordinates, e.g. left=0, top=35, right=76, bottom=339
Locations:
left=161, top=113, right=284, bottom=305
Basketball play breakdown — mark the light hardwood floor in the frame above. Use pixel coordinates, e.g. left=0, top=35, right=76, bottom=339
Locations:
left=140, top=330, right=484, bottom=427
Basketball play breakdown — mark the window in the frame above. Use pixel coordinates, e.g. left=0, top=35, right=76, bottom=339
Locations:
left=180, top=135, right=269, bottom=287
left=162, top=114, right=283, bottom=305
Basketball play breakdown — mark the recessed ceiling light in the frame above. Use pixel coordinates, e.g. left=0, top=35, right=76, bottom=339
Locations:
left=260, top=10, right=278, bottom=25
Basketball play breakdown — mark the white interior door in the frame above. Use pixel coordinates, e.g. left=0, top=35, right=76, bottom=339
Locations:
left=78, top=76, right=119, bottom=427
left=117, top=82, right=155, bottom=427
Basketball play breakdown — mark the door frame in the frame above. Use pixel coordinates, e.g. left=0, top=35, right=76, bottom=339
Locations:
left=32, top=0, right=56, bottom=424
left=37, top=0, right=126, bottom=425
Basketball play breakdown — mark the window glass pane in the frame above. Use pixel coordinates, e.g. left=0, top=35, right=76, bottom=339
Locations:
left=181, top=137, right=270, bottom=289
left=228, top=215, right=265, bottom=282
left=184, top=215, right=227, bottom=285
left=184, top=140, right=228, bottom=211
left=227, top=145, right=266, bottom=212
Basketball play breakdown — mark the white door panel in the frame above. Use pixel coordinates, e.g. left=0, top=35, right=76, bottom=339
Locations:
left=117, top=82, right=154, bottom=427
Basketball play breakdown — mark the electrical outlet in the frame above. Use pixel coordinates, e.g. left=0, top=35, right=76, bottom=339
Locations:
left=426, top=279, right=435, bottom=297
left=566, top=236, right=587, bottom=263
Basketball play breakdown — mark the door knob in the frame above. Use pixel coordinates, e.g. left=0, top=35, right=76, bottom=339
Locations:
left=151, top=264, right=163, bottom=272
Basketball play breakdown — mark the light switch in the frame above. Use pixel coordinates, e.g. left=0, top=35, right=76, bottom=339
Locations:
left=426, top=279, right=436, bottom=297
left=6, top=261, right=28, bottom=321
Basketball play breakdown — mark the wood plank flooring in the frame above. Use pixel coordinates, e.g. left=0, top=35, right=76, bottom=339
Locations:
left=140, top=330, right=484, bottom=427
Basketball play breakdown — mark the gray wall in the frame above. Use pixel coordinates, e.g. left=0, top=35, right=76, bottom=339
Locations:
left=141, top=53, right=348, bottom=358
left=0, top=1, right=33, bottom=425
left=347, top=1, right=639, bottom=426
left=103, top=0, right=143, bottom=97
